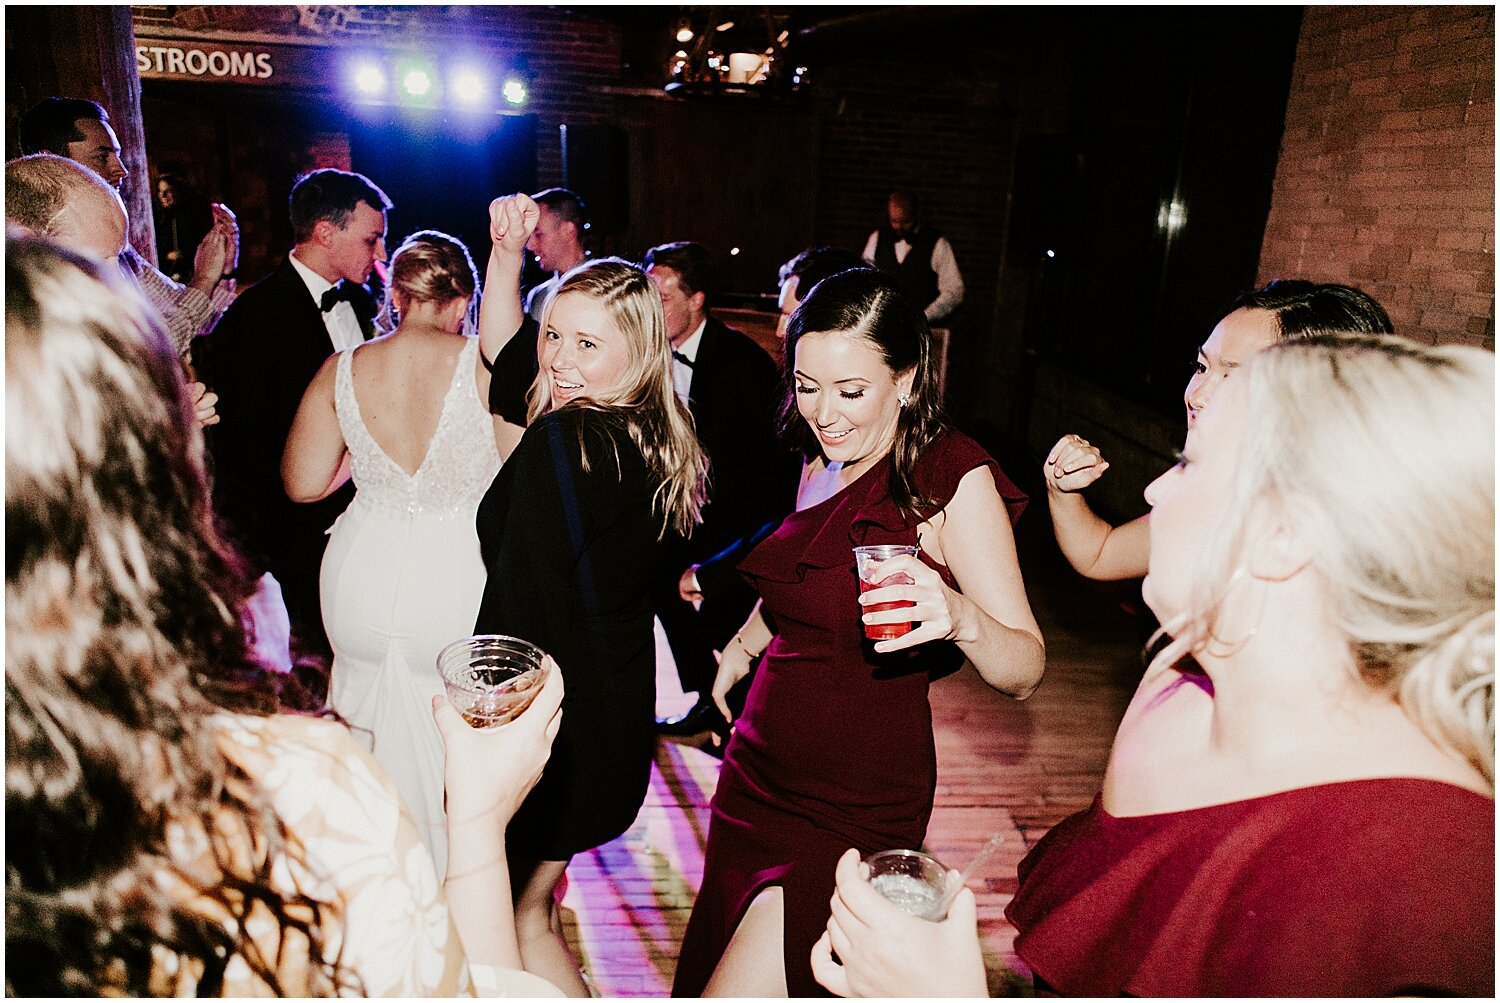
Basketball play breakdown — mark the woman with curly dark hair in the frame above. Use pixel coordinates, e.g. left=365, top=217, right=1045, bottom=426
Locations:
left=5, top=232, right=564, bottom=997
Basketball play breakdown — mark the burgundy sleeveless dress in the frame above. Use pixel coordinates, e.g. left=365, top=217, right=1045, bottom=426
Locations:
left=672, top=430, right=1026, bottom=997
left=1006, top=778, right=1495, bottom=996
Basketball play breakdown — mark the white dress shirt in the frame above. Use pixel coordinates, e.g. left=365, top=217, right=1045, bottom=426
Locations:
left=861, top=229, right=966, bottom=324
left=672, top=319, right=707, bottom=402
left=289, top=252, right=365, bottom=352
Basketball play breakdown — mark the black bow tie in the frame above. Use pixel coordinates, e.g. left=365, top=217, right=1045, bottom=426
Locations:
left=320, top=281, right=361, bottom=312
left=672, top=350, right=694, bottom=368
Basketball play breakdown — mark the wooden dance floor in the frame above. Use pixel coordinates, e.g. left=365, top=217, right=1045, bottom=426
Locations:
left=558, top=508, right=1144, bottom=997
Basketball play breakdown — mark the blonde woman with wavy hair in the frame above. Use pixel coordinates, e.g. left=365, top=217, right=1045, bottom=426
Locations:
left=6, top=232, right=565, bottom=997
left=1018, top=334, right=1495, bottom=1000
left=472, top=194, right=706, bottom=996
left=525, top=258, right=708, bottom=537
left=814, top=333, right=1494, bottom=998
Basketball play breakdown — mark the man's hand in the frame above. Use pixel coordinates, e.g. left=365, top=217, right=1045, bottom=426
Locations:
left=190, top=229, right=228, bottom=296
left=211, top=203, right=240, bottom=277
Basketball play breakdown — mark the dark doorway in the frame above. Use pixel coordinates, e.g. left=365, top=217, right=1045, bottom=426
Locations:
left=348, top=108, right=536, bottom=265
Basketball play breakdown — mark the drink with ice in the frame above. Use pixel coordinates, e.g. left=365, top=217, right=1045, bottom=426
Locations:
left=863, top=848, right=950, bottom=921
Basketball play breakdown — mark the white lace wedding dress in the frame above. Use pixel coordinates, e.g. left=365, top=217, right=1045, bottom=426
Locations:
left=322, top=335, right=500, bottom=876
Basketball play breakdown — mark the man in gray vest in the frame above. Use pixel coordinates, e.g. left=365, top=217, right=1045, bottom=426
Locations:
left=862, top=188, right=964, bottom=324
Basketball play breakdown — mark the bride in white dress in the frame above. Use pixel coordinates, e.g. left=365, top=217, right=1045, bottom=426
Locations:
left=283, top=230, right=504, bottom=874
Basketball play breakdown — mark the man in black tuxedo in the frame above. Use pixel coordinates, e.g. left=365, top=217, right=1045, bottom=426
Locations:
left=193, top=169, right=391, bottom=660
left=644, top=242, right=797, bottom=738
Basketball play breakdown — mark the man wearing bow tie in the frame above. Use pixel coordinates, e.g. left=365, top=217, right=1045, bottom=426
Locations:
left=862, top=189, right=964, bottom=324
left=193, top=168, right=391, bottom=661
left=644, top=241, right=797, bottom=741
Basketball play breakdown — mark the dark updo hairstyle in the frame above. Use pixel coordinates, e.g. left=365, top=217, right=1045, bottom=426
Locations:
left=1225, top=279, right=1394, bottom=340
left=781, top=267, right=946, bottom=523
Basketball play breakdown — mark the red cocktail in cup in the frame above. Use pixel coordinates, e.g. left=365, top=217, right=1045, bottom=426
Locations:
left=854, top=544, right=920, bottom=640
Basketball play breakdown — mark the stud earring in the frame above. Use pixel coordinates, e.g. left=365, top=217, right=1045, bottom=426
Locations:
left=898, top=393, right=911, bottom=407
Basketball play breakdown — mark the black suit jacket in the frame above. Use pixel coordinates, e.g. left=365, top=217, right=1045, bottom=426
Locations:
left=675, top=317, right=797, bottom=570
left=192, top=257, right=374, bottom=580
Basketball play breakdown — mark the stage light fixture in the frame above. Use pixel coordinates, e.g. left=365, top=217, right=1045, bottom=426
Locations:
left=452, top=69, right=486, bottom=103
left=352, top=61, right=386, bottom=95
left=503, top=78, right=528, bottom=106
left=403, top=68, right=433, bottom=97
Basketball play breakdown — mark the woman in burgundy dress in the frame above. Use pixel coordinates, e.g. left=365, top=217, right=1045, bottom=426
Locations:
left=672, top=269, right=1046, bottom=997
left=813, top=334, right=1495, bottom=998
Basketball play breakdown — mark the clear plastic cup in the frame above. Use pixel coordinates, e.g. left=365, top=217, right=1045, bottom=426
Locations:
left=863, top=848, right=951, bottom=921
left=437, top=634, right=549, bottom=729
left=854, top=544, right=921, bottom=640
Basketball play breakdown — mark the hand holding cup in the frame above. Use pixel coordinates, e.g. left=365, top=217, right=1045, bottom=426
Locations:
left=856, top=548, right=963, bottom=653
left=810, top=847, right=987, bottom=998
left=433, top=656, right=564, bottom=825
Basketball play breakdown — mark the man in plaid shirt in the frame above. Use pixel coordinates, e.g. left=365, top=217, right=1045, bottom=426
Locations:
left=19, top=97, right=240, bottom=356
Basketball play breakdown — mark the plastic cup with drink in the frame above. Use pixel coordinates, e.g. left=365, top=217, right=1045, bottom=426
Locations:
left=854, top=544, right=920, bottom=641
left=862, top=848, right=952, bottom=921
left=438, top=634, right=550, bottom=729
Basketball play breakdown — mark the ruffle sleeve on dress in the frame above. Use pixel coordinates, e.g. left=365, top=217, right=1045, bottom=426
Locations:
left=740, top=430, right=1026, bottom=590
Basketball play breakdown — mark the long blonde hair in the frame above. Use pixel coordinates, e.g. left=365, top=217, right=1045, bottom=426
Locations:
left=529, top=258, right=707, bottom=538
left=5, top=234, right=349, bottom=994
left=1149, top=333, right=1495, bottom=785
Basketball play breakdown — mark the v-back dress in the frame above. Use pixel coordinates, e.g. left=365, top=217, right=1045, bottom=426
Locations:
left=672, top=430, right=1026, bottom=997
left=324, top=335, right=500, bottom=877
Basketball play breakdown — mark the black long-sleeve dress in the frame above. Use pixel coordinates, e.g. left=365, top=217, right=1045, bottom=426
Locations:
left=474, top=405, right=663, bottom=859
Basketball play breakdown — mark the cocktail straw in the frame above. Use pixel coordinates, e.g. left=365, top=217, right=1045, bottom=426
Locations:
left=933, top=832, right=1005, bottom=917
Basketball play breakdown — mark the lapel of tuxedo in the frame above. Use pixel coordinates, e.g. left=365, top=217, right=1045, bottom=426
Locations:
left=272, top=258, right=340, bottom=372
left=688, top=318, right=722, bottom=418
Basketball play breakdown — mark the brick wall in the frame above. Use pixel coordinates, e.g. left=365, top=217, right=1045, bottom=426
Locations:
left=1259, top=5, right=1494, bottom=347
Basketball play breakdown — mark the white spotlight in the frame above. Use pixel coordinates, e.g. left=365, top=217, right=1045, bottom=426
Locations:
left=403, top=68, right=433, bottom=97
left=352, top=62, right=385, bottom=95
left=452, top=69, right=486, bottom=103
